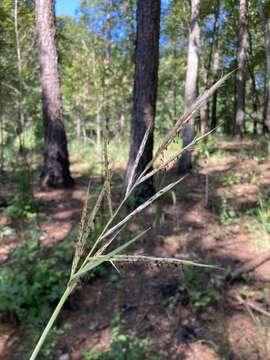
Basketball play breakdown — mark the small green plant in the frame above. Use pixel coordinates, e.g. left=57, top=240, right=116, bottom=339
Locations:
left=251, top=137, right=270, bottom=163
left=222, top=171, right=241, bottom=187
left=84, top=324, right=159, bottom=360
left=219, top=197, right=238, bottom=225
left=0, top=225, right=15, bottom=239
left=196, top=135, right=217, bottom=158
left=207, top=149, right=227, bottom=165
left=5, top=167, right=36, bottom=220
left=181, top=267, right=222, bottom=309
left=254, top=192, right=270, bottom=234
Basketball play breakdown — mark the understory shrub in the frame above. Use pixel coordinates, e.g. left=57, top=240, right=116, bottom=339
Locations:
left=0, top=240, right=73, bottom=324
left=181, top=266, right=222, bottom=308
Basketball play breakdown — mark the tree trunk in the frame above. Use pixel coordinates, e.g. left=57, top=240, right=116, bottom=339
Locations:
left=179, top=0, right=200, bottom=173
left=211, top=0, right=221, bottom=130
left=247, top=30, right=261, bottom=135
left=35, top=0, right=74, bottom=188
left=0, top=112, right=4, bottom=173
left=259, top=0, right=270, bottom=134
left=235, top=0, right=248, bottom=138
left=14, top=0, right=25, bottom=154
left=125, top=0, right=161, bottom=203
left=199, top=69, right=207, bottom=136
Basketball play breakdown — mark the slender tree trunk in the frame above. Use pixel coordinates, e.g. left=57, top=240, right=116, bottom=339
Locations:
left=211, top=0, right=220, bottom=130
left=199, top=69, right=207, bottom=136
left=35, top=0, right=74, bottom=188
left=125, top=0, right=161, bottom=203
left=259, top=0, right=270, bottom=134
left=247, top=30, right=261, bottom=135
left=14, top=0, right=25, bottom=154
left=96, top=111, right=101, bottom=152
left=116, top=113, right=125, bottom=143
left=263, top=67, right=269, bottom=134
left=235, top=0, right=248, bottom=138
left=250, top=66, right=260, bottom=134
left=173, top=39, right=178, bottom=120
left=200, top=1, right=219, bottom=135
left=102, top=0, right=113, bottom=133
left=0, top=112, right=4, bottom=173
left=76, top=117, right=81, bottom=138
left=179, top=0, right=200, bottom=173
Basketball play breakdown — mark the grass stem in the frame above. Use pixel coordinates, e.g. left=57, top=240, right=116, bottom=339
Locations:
left=30, top=286, right=73, bottom=360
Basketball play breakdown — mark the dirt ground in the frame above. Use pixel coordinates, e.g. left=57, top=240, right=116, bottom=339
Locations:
left=1, top=139, right=270, bottom=359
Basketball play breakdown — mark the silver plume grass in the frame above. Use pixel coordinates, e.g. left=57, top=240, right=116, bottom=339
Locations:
left=30, top=72, right=232, bottom=360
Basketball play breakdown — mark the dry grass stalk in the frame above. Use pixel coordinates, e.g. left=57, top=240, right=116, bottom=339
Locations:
left=125, top=124, right=152, bottom=195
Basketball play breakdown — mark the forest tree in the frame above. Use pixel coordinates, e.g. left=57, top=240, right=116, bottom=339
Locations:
left=125, top=0, right=161, bottom=203
left=35, top=0, right=74, bottom=188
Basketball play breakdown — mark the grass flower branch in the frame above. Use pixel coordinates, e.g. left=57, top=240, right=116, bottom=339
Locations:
left=30, top=73, right=231, bottom=360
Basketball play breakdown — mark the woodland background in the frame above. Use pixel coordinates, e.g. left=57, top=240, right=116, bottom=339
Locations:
left=1, top=0, right=270, bottom=359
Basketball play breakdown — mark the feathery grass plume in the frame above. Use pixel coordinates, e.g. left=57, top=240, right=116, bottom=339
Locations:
left=145, top=72, right=233, bottom=173
left=71, top=180, right=91, bottom=276
left=137, top=126, right=217, bottom=186
left=30, top=73, right=232, bottom=360
left=125, top=124, right=152, bottom=196
left=93, top=255, right=223, bottom=269
left=71, top=174, right=110, bottom=277
left=99, top=175, right=186, bottom=241
left=70, top=228, right=150, bottom=282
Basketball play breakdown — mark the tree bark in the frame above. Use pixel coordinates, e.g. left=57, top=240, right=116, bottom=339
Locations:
left=247, top=30, right=261, bottom=135
left=200, top=0, right=220, bottom=135
left=125, top=0, right=161, bottom=203
left=35, top=0, right=74, bottom=188
left=14, top=0, right=25, bottom=154
left=0, top=111, right=4, bottom=174
left=235, top=0, right=248, bottom=138
left=211, top=0, right=221, bottom=130
left=259, top=0, right=270, bottom=134
left=179, top=0, right=200, bottom=173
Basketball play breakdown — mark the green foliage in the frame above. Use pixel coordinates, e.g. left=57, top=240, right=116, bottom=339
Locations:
left=251, top=138, right=270, bottom=163
left=252, top=191, right=270, bottom=234
left=181, top=267, right=222, bottom=309
left=196, top=136, right=217, bottom=158
left=0, top=225, right=15, bottom=239
left=4, top=168, right=36, bottom=220
left=219, top=197, right=239, bottom=225
left=109, top=273, right=124, bottom=290
left=0, top=240, right=73, bottom=324
left=222, top=171, right=241, bottom=187
left=84, top=328, right=159, bottom=360
left=84, top=310, right=159, bottom=360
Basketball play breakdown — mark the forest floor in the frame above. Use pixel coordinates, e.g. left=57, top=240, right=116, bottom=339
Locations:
left=1, top=137, right=270, bottom=359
